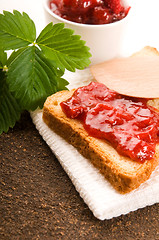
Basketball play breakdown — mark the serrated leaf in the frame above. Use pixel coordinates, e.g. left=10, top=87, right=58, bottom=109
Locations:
left=7, top=46, right=67, bottom=110
left=36, top=22, right=67, bottom=43
left=36, top=22, right=91, bottom=72
left=0, top=49, right=7, bottom=68
left=0, top=10, right=36, bottom=50
left=0, top=70, right=21, bottom=134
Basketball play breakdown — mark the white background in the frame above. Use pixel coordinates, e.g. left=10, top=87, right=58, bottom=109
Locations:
left=1, top=0, right=159, bottom=56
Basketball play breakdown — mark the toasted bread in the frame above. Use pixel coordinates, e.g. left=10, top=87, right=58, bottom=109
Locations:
left=43, top=47, right=159, bottom=193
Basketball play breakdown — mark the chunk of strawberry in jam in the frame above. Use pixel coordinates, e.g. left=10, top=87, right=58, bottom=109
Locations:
left=79, top=0, right=104, bottom=11
left=93, top=6, right=113, bottom=24
left=61, top=82, right=117, bottom=118
left=63, top=0, right=78, bottom=9
left=63, top=0, right=102, bottom=13
left=106, top=0, right=123, bottom=14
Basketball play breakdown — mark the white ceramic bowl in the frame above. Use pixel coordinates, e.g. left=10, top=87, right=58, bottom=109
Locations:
left=43, top=0, right=132, bottom=65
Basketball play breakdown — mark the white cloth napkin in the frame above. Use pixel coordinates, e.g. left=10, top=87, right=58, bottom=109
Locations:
left=30, top=69, right=159, bottom=220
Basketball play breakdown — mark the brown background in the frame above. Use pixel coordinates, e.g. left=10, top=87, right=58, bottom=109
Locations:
left=1, top=111, right=159, bottom=240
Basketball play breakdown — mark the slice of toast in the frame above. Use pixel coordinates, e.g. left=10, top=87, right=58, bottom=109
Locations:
left=43, top=47, right=159, bottom=193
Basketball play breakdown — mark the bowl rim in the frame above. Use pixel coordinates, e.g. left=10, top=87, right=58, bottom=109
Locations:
left=43, top=0, right=132, bottom=29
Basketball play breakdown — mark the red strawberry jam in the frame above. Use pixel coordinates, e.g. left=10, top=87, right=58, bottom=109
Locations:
left=60, top=82, right=159, bottom=162
left=49, top=0, right=130, bottom=24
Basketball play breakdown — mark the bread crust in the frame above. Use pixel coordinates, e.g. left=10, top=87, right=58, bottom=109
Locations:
left=43, top=89, right=159, bottom=193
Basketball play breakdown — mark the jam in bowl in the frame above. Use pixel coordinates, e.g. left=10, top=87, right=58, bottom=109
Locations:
left=49, top=0, right=130, bottom=25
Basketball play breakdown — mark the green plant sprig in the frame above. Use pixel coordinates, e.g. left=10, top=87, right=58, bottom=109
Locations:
left=0, top=10, right=91, bottom=134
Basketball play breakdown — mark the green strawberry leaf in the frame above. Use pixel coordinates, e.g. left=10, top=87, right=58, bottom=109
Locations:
left=0, top=10, right=91, bottom=135
left=7, top=46, right=68, bottom=110
left=0, top=70, right=21, bottom=134
left=0, top=10, right=36, bottom=50
left=36, top=22, right=91, bottom=72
